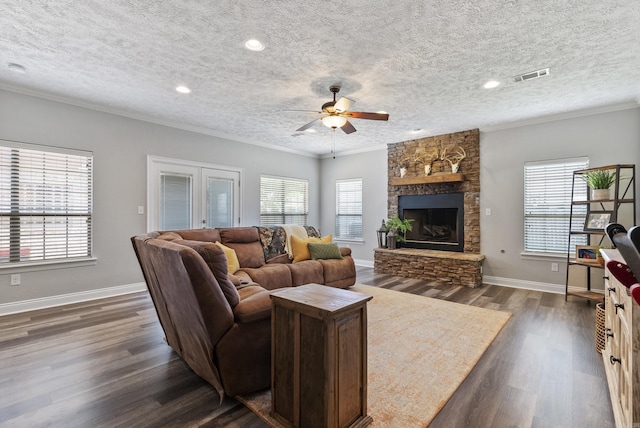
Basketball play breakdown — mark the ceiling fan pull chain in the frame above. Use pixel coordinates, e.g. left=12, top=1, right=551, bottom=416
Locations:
left=331, top=130, right=336, bottom=159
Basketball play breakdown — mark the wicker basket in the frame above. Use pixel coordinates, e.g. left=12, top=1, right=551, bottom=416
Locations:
left=595, top=302, right=606, bottom=353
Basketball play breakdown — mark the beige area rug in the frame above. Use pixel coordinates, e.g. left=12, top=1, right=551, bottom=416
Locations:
left=237, top=284, right=511, bottom=427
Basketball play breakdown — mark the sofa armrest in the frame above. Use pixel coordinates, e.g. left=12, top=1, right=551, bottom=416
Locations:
left=340, top=247, right=352, bottom=257
left=234, top=288, right=272, bottom=324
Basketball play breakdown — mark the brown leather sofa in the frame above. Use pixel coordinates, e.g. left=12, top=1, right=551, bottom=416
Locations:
left=131, top=226, right=356, bottom=398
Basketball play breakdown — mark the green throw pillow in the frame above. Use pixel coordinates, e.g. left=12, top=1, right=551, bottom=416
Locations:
left=308, top=242, right=343, bottom=260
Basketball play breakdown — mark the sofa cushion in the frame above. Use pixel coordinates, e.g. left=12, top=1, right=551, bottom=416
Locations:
left=214, top=242, right=240, bottom=274
left=157, top=231, right=183, bottom=241
left=266, top=253, right=291, bottom=264
left=291, top=234, right=332, bottom=263
left=239, top=264, right=293, bottom=290
left=233, top=286, right=272, bottom=324
left=218, top=227, right=266, bottom=269
left=308, top=242, right=343, bottom=260
left=175, top=239, right=240, bottom=308
left=287, top=260, right=324, bottom=286
left=319, top=257, right=356, bottom=288
left=172, top=228, right=221, bottom=242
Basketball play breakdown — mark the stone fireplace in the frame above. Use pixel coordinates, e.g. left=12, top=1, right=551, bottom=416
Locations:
left=374, top=129, right=484, bottom=287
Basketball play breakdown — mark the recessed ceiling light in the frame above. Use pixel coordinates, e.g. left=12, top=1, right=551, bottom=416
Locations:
left=244, top=39, right=265, bottom=51
left=8, top=63, right=26, bottom=74
left=175, top=85, right=191, bottom=94
left=411, top=129, right=424, bottom=134
left=483, top=80, right=500, bottom=89
left=305, top=129, right=317, bottom=133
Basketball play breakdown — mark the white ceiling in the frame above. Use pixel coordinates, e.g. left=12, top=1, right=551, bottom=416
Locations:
left=1, top=1, right=639, bottom=157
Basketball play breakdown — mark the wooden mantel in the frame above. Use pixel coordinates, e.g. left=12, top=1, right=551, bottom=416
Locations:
left=390, top=173, right=465, bottom=186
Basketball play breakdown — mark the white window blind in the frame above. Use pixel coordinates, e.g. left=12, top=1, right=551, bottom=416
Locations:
left=260, top=176, right=308, bottom=226
left=336, top=178, right=362, bottom=239
left=160, top=173, right=192, bottom=230
left=0, top=142, right=93, bottom=265
left=524, top=157, right=588, bottom=254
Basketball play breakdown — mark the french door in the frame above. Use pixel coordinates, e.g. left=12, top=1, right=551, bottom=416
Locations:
left=201, top=168, right=240, bottom=228
left=148, top=156, right=241, bottom=231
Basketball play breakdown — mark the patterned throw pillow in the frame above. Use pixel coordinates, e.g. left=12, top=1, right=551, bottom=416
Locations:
left=304, top=226, right=321, bottom=238
left=307, top=242, right=343, bottom=260
left=257, top=226, right=288, bottom=261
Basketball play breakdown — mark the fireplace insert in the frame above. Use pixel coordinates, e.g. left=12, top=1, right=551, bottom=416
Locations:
left=398, top=193, right=464, bottom=252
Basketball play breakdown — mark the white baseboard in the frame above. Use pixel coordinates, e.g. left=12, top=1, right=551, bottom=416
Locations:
left=483, top=275, right=604, bottom=295
left=483, top=275, right=564, bottom=294
left=0, top=282, right=147, bottom=316
left=354, top=259, right=374, bottom=268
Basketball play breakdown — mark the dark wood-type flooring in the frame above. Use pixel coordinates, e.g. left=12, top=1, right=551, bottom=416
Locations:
left=0, top=267, right=614, bottom=427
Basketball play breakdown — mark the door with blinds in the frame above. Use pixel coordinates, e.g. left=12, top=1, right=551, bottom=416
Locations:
left=148, top=157, right=241, bottom=231
left=201, top=168, right=240, bottom=228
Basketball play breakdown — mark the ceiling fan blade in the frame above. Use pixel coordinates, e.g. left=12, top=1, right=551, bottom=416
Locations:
left=347, top=111, right=389, bottom=121
left=284, top=109, right=323, bottom=113
left=296, top=118, right=320, bottom=132
left=334, top=97, right=354, bottom=113
left=340, top=120, right=357, bottom=134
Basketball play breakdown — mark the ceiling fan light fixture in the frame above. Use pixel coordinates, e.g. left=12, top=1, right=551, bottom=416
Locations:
left=321, top=115, right=347, bottom=129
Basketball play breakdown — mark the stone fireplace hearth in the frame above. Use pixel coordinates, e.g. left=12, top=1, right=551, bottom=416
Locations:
left=374, top=129, right=484, bottom=287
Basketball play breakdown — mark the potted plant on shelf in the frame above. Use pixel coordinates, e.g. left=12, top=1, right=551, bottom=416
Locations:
left=583, top=170, right=616, bottom=200
left=385, top=216, right=414, bottom=250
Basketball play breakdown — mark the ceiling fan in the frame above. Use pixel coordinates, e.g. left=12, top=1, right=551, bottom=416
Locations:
left=295, top=85, right=389, bottom=134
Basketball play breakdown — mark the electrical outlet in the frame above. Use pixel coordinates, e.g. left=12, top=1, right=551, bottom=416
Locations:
left=485, top=208, right=492, bottom=216
left=551, top=263, right=559, bottom=272
left=137, top=205, right=145, bottom=215
left=10, top=274, right=20, bottom=286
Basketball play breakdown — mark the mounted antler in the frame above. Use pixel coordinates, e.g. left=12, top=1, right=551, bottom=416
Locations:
left=414, top=148, right=439, bottom=175
left=398, top=155, right=413, bottom=177
left=444, top=146, right=466, bottom=173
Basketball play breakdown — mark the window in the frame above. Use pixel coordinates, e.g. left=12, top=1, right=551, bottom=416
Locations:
left=0, top=141, right=93, bottom=265
left=260, top=176, right=308, bottom=226
left=336, top=178, right=362, bottom=239
left=524, top=157, right=588, bottom=254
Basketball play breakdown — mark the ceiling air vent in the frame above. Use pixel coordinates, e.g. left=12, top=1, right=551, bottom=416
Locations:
left=514, top=68, right=550, bottom=83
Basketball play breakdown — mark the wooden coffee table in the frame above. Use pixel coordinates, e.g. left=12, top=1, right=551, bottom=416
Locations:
left=270, top=283, right=373, bottom=428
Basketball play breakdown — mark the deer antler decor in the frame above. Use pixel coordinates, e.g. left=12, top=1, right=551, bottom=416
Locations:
left=414, top=148, right=439, bottom=175
left=444, top=146, right=466, bottom=173
left=398, top=155, right=412, bottom=177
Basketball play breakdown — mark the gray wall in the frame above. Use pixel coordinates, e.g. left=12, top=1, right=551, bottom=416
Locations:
left=319, top=149, right=388, bottom=264
left=0, top=89, right=320, bottom=304
left=480, top=107, right=640, bottom=288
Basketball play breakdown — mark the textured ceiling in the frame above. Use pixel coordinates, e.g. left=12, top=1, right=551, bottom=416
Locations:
left=1, top=1, right=639, bottom=156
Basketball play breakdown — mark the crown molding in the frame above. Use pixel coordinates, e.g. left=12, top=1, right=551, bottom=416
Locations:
left=0, top=84, right=320, bottom=158
left=480, top=101, right=640, bottom=133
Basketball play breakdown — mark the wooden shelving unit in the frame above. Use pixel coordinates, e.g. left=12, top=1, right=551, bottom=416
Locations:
left=390, top=173, right=464, bottom=186
left=565, top=164, right=636, bottom=301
